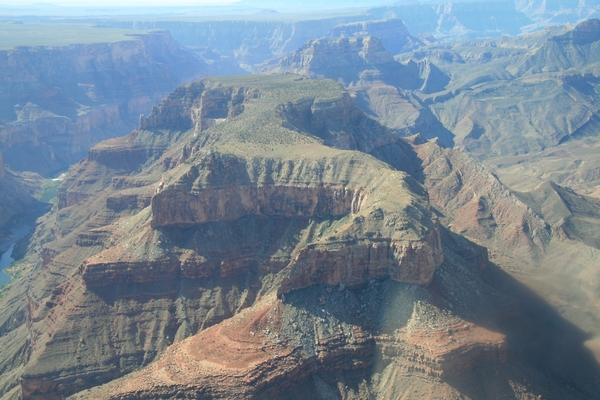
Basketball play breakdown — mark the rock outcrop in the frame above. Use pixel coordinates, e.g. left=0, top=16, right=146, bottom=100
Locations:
left=404, top=19, right=600, bottom=160
left=70, top=285, right=506, bottom=400
left=509, top=19, right=600, bottom=76
left=371, top=2, right=531, bottom=39
left=266, top=35, right=453, bottom=146
left=0, top=153, right=40, bottom=238
left=151, top=184, right=362, bottom=227
left=278, top=226, right=443, bottom=295
left=12, top=75, right=442, bottom=399
left=410, top=137, right=551, bottom=263
left=107, top=16, right=375, bottom=69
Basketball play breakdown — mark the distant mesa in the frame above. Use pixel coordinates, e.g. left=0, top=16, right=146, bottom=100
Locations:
left=267, top=34, right=453, bottom=145
left=271, top=35, right=448, bottom=92
left=328, top=18, right=427, bottom=55
left=551, top=18, right=600, bottom=44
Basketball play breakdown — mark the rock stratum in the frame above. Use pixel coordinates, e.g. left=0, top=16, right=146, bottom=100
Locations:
left=0, top=75, right=599, bottom=400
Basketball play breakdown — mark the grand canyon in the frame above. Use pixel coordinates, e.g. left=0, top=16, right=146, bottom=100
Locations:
left=1, top=1, right=600, bottom=399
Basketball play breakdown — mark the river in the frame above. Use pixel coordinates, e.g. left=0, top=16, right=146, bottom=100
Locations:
left=0, top=204, right=50, bottom=286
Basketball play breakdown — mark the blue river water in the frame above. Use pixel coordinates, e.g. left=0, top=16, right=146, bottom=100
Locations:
left=0, top=205, right=49, bottom=286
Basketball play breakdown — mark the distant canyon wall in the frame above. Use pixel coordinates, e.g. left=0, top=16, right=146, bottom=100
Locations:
left=94, top=1, right=553, bottom=60
left=0, top=31, right=207, bottom=175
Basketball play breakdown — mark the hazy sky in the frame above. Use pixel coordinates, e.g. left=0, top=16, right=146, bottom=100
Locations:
left=1, top=0, right=238, bottom=6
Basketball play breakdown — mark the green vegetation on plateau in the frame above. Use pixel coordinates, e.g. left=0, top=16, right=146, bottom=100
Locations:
left=0, top=22, right=150, bottom=49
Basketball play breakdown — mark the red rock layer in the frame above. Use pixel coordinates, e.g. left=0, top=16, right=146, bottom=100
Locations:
left=279, top=226, right=443, bottom=295
left=151, top=185, right=363, bottom=228
left=70, top=295, right=374, bottom=400
left=380, top=322, right=506, bottom=378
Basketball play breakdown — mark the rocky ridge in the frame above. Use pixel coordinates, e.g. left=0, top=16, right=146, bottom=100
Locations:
left=2, top=75, right=600, bottom=399
left=0, top=153, right=41, bottom=240
left=266, top=35, right=453, bottom=146
left=409, top=137, right=551, bottom=264
left=396, top=19, right=600, bottom=159
left=7, top=75, right=442, bottom=399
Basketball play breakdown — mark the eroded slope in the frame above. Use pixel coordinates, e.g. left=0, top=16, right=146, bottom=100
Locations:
left=2, top=75, right=442, bottom=399
left=2, top=74, right=599, bottom=400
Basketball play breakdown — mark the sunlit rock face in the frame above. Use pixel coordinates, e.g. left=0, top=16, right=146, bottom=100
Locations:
left=265, top=34, right=454, bottom=147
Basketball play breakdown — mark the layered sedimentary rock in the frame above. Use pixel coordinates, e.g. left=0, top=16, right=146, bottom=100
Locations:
left=151, top=184, right=362, bottom=227
left=404, top=19, right=600, bottom=159
left=410, top=136, right=550, bottom=263
left=278, top=227, right=442, bottom=295
left=108, top=16, right=371, bottom=68
left=0, top=152, right=40, bottom=237
left=510, top=19, right=600, bottom=75
left=12, top=75, right=443, bottom=399
left=71, top=224, right=513, bottom=400
left=71, top=286, right=506, bottom=400
left=371, top=2, right=531, bottom=39
left=271, top=36, right=423, bottom=89
left=5, top=74, right=600, bottom=400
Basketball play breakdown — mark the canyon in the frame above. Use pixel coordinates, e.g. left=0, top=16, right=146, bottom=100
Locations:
left=0, top=29, right=237, bottom=177
left=1, top=3, right=600, bottom=399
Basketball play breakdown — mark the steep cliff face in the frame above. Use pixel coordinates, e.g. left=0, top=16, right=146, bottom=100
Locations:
left=151, top=184, right=361, bottom=227
left=0, top=178, right=36, bottom=238
left=74, top=223, right=600, bottom=400
left=0, top=31, right=209, bottom=175
left=0, top=152, right=41, bottom=238
left=108, top=16, right=371, bottom=69
left=71, top=261, right=510, bottom=400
